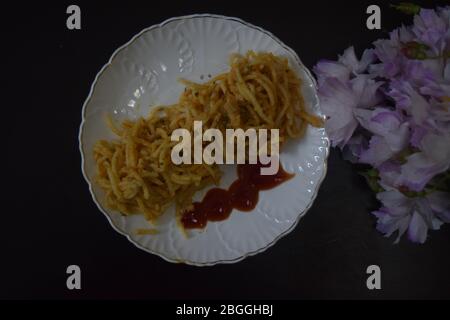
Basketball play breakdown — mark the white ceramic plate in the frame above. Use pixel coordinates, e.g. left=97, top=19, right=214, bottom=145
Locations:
left=79, top=14, right=329, bottom=266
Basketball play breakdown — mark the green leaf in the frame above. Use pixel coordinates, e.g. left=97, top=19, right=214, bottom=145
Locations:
left=360, top=169, right=384, bottom=193
left=390, top=2, right=421, bottom=15
left=366, top=168, right=379, bottom=178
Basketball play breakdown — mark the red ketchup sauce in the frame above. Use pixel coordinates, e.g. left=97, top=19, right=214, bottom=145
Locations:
left=181, top=162, right=294, bottom=229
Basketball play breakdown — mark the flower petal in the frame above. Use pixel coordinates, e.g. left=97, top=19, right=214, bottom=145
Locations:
left=376, top=189, right=413, bottom=215
left=319, top=78, right=359, bottom=147
left=373, top=38, right=398, bottom=63
left=313, top=60, right=350, bottom=84
left=355, top=108, right=401, bottom=136
left=338, top=46, right=359, bottom=72
left=416, top=197, right=443, bottom=229
left=319, top=77, right=356, bottom=104
left=387, top=80, right=411, bottom=110
left=358, top=49, right=376, bottom=73
left=426, top=191, right=450, bottom=223
left=407, top=211, right=428, bottom=243
left=372, top=207, right=410, bottom=243
left=420, top=132, right=450, bottom=163
left=406, top=86, right=430, bottom=125
left=388, top=81, right=429, bottom=125
left=390, top=25, right=415, bottom=43
left=342, top=134, right=367, bottom=162
left=350, top=76, right=383, bottom=107
left=378, top=161, right=401, bottom=190
left=412, top=8, right=448, bottom=49
left=410, top=125, right=427, bottom=148
left=384, top=122, right=410, bottom=152
left=398, top=152, right=449, bottom=192
left=359, top=135, right=394, bottom=167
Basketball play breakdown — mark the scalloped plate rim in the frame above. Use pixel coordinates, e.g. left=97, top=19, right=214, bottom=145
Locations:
left=78, top=13, right=329, bottom=266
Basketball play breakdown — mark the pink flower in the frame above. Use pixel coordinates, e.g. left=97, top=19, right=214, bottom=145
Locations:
left=397, top=132, right=450, bottom=192
left=355, top=108, right=410, bottom=167
left=373, top=189, right=444, bottom=243
left=313, top=47, right=375, bottom=85
left=318, top=75, right=383, bottom=148
left=412, top=8, right=449, bottom=54
left=313, top=6, right=450, bottom=243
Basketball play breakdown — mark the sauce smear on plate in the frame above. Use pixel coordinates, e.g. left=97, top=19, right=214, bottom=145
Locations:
left=181, top=162, right=294, bottom=229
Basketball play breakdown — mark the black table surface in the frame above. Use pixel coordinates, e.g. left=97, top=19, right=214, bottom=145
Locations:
left=3, top=0, right=450, bottom=299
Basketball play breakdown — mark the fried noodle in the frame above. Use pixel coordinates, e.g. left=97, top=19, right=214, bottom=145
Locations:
left=93, top=51, right=323, bottom=224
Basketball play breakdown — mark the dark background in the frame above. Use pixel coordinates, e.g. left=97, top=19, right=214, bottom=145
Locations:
left=2, top=0, right=450, bottom=299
